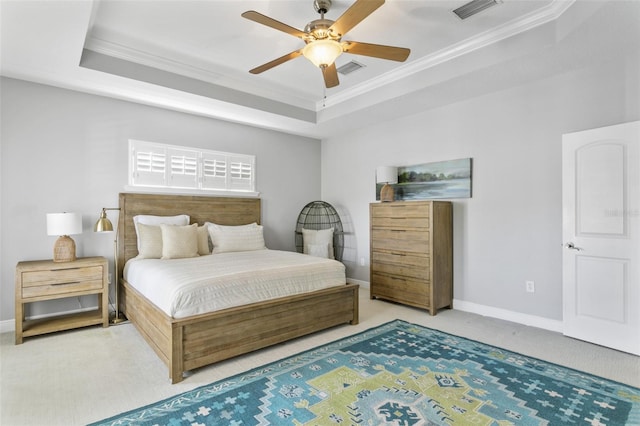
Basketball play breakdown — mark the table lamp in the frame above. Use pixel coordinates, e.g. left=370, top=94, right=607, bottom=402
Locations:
left=47, top=212, right=83, bottom=262
left=376, top=166, right=398, bottom=202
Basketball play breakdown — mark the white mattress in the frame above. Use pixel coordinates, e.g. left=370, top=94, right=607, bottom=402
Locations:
left=123, top=249, right=346, bottom=318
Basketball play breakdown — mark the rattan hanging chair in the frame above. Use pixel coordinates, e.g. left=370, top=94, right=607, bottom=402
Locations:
left=295, top=201, right=344, bottom=261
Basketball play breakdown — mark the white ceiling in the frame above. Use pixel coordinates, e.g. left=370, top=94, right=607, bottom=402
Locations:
left=1, top=0, right=639, bottom=138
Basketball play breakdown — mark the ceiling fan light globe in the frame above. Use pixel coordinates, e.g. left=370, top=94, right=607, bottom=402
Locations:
left=302, top=39, right=343, bottom=68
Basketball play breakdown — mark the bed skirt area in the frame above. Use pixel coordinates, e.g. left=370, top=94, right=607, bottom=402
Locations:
left=121, top=280, right=360, bottom=383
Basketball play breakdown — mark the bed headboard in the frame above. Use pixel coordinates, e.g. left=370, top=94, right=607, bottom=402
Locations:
left=117, top=193, right=261, bottom=278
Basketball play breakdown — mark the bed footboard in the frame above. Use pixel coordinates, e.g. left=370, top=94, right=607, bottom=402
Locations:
left=123, top=281, right=359, bottom=383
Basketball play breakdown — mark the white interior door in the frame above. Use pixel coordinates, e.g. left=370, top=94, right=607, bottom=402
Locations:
left=562, top=121, right=639, bottom=355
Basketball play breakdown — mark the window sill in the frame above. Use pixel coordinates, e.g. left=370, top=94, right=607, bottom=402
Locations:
left=123, top=186, right=260, bottom=198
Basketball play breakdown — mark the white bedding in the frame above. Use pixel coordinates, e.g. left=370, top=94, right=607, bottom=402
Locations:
left=123, top=249, right=346, bottom=318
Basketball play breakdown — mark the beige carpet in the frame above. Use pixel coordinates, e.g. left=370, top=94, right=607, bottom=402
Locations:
left=1, top=287, right=638, bottom=425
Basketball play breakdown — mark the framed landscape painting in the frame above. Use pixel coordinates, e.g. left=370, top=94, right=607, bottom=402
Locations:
left=376, top=158, right=472, bottom=200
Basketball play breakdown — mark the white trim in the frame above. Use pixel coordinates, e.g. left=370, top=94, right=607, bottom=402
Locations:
left=355, top=279, right=562, bottom=333
left=0, top=319, right=14, bottom=334
left=123, top=186, right=260, bottom=198
left=346, top=277, right=369, bottom=289
left=453, top=299, right=563, bottom=333
left=1, top=289, right=562, bottom=335
left=320, top=0, right=575, bottom=110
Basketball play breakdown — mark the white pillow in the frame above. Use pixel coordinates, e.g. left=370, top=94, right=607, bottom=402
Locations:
left=302, top=228, right=335, bottom=259
left=136, top=223, right=163, bottom=259
left=161, top=224, right=199, bottom=259
left=307, top=243, right=330, bottom=258
left=133, top=214, right=190, bottom=251
left=207, top=222, right=266, bottom=253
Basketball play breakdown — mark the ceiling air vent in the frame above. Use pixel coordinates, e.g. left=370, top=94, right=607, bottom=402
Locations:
left=337, top=61, right=365, bottom=75
left=453, top=0, right=501, bottom=20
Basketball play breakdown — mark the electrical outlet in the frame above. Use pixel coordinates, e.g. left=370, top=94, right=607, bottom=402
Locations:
left=359, top=257, right=366, bottom=266
left=526, top=280, right=535, bottom=293
left=108, top=273, right=112, bottom=284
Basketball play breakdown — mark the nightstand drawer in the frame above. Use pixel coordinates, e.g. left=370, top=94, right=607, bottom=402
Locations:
left=21, top=266, right=103, bottom=287
left=22, top=279, right=104, bottom=299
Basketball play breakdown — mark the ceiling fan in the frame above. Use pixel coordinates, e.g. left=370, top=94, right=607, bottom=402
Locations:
left=241, top=0, right=410, bottom=89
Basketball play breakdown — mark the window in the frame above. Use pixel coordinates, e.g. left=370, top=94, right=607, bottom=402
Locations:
left=129, top=140, right=256, bottom=193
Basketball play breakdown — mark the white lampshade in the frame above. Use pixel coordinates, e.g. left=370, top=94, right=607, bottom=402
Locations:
left=302, top=39, right=343, bottom=68
left=376, top=166, right=398, bottom=184
left=47, top=213, right=82, bottom=236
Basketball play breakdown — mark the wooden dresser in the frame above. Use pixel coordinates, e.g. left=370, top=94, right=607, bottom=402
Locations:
left=15, top=257, right=109, bottom=344
left=370, top=201, right=453, bottom=315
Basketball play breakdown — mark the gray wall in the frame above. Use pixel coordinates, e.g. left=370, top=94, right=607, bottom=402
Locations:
left=0, top=78, right=321, bottom=322
left=321, top=55, right=639, bottom=321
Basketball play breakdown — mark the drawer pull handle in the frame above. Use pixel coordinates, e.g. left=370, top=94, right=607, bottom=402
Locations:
left=51, top=281, right=81, bottom=286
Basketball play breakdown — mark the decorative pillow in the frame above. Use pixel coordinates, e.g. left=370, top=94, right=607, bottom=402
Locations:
left=161, top=224, right=199, bottom=259
left=207, top=222, right=266, bottom=253
left=197, top=225, right=211, bottom=255
left=133, top=214, right=190, bottom=251
left=307, top=243, right=330, bottom=258
left=302, top=228, right=335, bottom=259
left=136, top=223, right=164, bottom=259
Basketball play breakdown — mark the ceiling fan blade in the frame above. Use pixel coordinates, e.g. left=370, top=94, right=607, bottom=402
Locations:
left=343, top=41, right=410, bottom=62
left=322, top=63, right=340, bottom=88
left=242, top=10, right=307, bottom=39
left=249, top=50, right=304, bottom=74
left=329, top=0, right=385, bottom=37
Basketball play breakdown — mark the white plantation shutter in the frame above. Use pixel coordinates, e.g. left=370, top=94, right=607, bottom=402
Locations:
left=129, top=140, right=256, bottom=193
left=228, top=156, right=254, bottom=191
left=202, top=152, right=227, bottom=190
left=131, top=142, right=167, bottom=187
left=168, top=148, right=198, bottom=188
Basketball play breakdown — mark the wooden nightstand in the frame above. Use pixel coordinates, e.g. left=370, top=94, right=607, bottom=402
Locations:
left=15, top=256, right=109, bottom=344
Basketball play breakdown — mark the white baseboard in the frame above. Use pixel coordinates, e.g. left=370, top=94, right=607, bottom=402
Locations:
left=346, top=277, right=369, bottom=289
left=349, top=279, right=562, bottom=333
left=1, top=318, right=14, bottom=334
left=453, top=298, right=563, bottom=333
left=1, top=287, right=562, bottom=335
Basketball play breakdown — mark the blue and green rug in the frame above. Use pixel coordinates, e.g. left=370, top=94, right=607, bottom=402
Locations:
left=92, top=320, right=640, bottom=425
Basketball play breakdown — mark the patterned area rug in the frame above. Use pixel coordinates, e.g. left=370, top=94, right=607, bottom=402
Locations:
left=92, top=320, right=640, bottom=425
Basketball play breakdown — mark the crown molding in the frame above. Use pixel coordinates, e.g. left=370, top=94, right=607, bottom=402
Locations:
left=83, top=36, right=317, bottom=111
left=319, top=0, right=575, bottom=110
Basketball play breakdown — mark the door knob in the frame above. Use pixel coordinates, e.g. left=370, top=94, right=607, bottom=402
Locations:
left=565, top=242, right=583, bottom=251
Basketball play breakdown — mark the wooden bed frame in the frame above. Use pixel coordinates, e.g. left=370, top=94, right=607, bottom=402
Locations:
left=117, top=193, right=359, bottom=383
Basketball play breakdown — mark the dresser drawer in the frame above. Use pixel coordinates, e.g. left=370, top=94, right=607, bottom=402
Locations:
left=372, top=250, right=428, bottom=268
left=371, top=216, right=429, bottom=229
left=371, top=229, right=430, bottom=254
left=372, top=262, right=429, bottom=280
left=371, top=203, right=431, bottom=219
left=371, top=273, right=430, bottom=307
